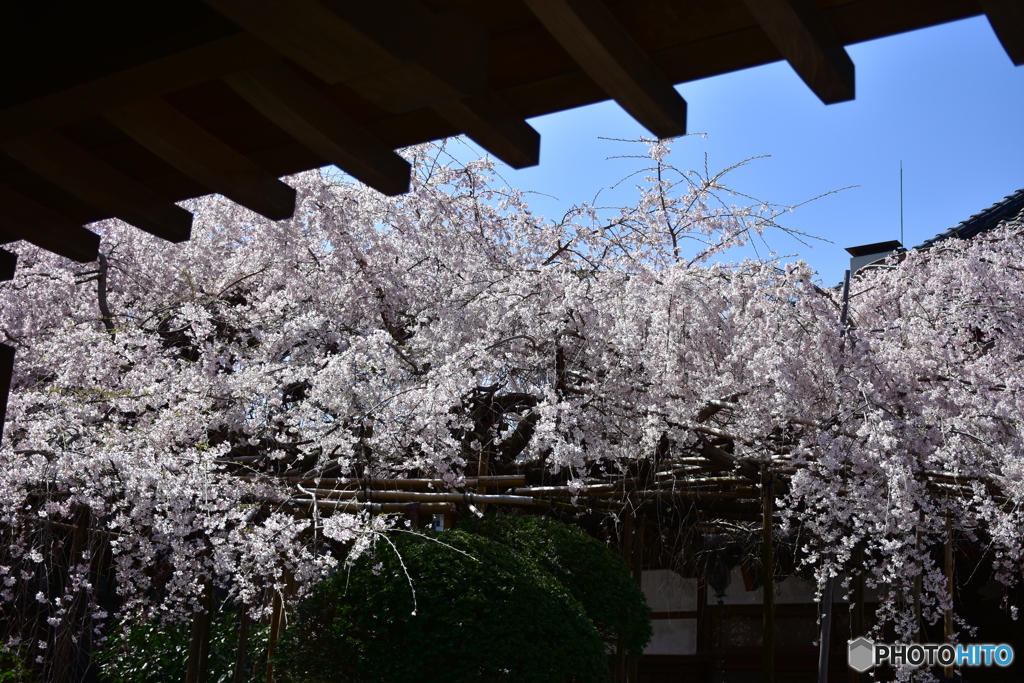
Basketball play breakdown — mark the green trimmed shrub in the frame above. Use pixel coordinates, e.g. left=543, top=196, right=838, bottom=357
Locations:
left=273, top=525, right=616, bottom=683
left=460, top=514, right=652, bottom=656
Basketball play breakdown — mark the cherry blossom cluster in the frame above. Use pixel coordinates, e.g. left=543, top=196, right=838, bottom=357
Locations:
left=0, top=141, right=1020, bottom=678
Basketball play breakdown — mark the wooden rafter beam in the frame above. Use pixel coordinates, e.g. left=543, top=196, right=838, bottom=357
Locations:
left=106, top=98, right=296, bottom=220
left=224, top=63, right=411, bottom=196
left=2, top=131, right=192, bottom=243
left=522, top=0, right=686, bottom=139
left=0, top=183, right=101, bottom=262
left=0, top=34, right=276, bottom=145
left=742, top=0, right=855, bottom=104
left=201, top=0, right=487, bottom=113
left=0, top=249, right=16, bottom=281
left=432, top=90, right=541, bottom=169
left=979, top=0, right=1024, bottom=66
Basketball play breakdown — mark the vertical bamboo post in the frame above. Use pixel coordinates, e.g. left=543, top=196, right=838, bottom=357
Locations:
left=475, top=441, right=491, bottom=513
left=186, top=584, right=214, bottom=683
left=233, top=608, right=251, bottom=683
left=762, top=467, right=775, bottom=683
left=696, top=571, right=707, bottom=654
left=818, top=572, right=834, bottom=683
left=944, top=516, right=955, bottom=679
left=852, top=545, right=865, bottom=683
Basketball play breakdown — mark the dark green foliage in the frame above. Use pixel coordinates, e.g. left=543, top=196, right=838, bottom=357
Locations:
left=96, top=608, right=268, bottom=683
left=273, top=527, right=614, bottom=683
left=460, top=514, right=652, bottom=656
left=0, top=647, right=29, bottom=683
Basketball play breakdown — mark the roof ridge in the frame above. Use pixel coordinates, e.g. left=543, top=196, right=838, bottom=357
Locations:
left=915, top=188, right=1024, bottom=249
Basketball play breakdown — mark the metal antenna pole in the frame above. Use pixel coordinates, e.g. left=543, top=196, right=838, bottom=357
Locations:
left=900, top=161, right=905, bottom=245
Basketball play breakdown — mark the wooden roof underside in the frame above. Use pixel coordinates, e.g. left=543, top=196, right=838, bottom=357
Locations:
left=0, top=0, right=1020, bottom=263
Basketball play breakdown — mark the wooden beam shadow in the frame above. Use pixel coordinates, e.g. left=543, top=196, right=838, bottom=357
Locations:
left=523, top=0, right=687, bottom=139
left=2, top=131, right=192, bottom=243
left=224, top=63, right=411, bottom=196
left=0, top=183, right=101, bottom=262
left=106, top=97, right=297, bottom=220
left=742, top=0, right=855, bottom=104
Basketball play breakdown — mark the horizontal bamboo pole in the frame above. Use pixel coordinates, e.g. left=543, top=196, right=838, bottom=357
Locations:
left=242, top=475, right=526, bottom=489
left=282, top=499, right=457, bottom=514
left=334, top=491, right=547, bottom=505
left=511, top=472, right=743, bottom=497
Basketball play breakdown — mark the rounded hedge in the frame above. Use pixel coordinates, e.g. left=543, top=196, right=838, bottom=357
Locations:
left=273, top=515, right=650, bottom=683
left=459, top=514, right=652, bottom=656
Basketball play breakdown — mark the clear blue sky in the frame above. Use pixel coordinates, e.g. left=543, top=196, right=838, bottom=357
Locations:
left=447, top=15, right=1024, bottom=286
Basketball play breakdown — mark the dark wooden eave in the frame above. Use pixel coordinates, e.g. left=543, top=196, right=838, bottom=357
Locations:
left=0, top=0, right=1017, bottom=262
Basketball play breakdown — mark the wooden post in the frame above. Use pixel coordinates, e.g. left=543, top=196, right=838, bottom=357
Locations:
left=762, top=467, right=775, bottom=683
left=233, top=608, right=251, bottom=683
left=944, top=516, right=955, bottom=679
left=186, top=584, right=214, bottom=683
left=817, top=572, right=834, bottom=683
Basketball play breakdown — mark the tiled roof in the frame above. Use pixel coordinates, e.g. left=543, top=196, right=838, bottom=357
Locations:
left=915, top=188, right=1024, bottom=249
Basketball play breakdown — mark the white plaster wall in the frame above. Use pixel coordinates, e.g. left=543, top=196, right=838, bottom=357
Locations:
left=645, top=618, right=697, bottom=655
left=709, top=568, right=881, bottom=605
left=642, top=569, right=697, bottom=612
left=710, top=567, right=815, bottom=605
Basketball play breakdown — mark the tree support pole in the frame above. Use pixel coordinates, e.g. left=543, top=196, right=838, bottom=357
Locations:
left=762, top=467, right=774, bottom=683
left=186, top=583, right=214, bottom=683
left=913, top=526, right=922, bottom=645
left=628, top=517, right=644, bottom=683
left=852, top=544, right=865, bottom=683
left=234, top=608, right=251, bottom=683
left=616, top=513, right=635, bottom=683
left=52, top=505, right=91, bottom=683
left=944, top=516, right=955, bottom=679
